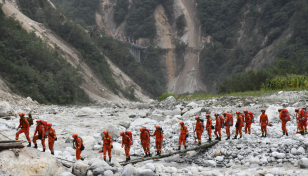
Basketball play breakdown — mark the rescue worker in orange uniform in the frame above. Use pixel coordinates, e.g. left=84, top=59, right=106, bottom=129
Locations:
left=278, top=108, right=288, bottom=136
left=295, top=108, right=306, bottom=135
left=259, top=109, right=269, bottom=137
left=47, top=123, right=57, bottom=155
left=72, top=134, right=84, bottom=160
left=244, top=110, right=252, bottom=134
left=33, top=119, right=46, bottom=151
left=194, top=116, right=203, bottom=146
left=99, top=130, right=113, bottom=162
left=121, top=131, right=131, bottom=162
left=178, top=121, right=189, bottom=150
left=140, top=128, right=151, bottom=157
left=205, top=114, right=213, bottom=142
left=303, top=107, right=307, bottom=133
left=233, top=111, right=244, bottom=139
left=223, top=112, right=231, bottom=140
left=151, top=125, right=163, bottom=156
left=16, top=112, right=31, bottom=147
left=214, top=114, right=222, bottom=141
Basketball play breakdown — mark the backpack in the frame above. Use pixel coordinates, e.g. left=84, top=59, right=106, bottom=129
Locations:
left=74, top=137, right=85, bottom=151
left=227, top=114, right=233, bottom=126
left=26, top=114, right=33, bottom=126
left=282, top=109, right=291, bottom=121
left=220, top=116, right=225, bottom=128
left=300, top=109, right=307, bottom=121
left=249, top=112, right=254, bottom=123
left=42, top=121, right=48, bottom=138
left=125, top=131, right=133, bottom=145
left=199, top=118, right=205, bottom=129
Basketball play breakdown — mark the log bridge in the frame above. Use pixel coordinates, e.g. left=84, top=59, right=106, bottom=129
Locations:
left=119, top=141, right=219, bottom=166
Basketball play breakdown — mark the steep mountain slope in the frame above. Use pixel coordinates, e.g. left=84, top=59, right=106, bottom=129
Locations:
left=1, top=1, right=150, bottom=103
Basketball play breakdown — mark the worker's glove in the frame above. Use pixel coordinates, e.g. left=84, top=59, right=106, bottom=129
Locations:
left=111, top=145, right=113, bottom=149
left=54, top=137, right=57, bottom=141
left=98, top=150, right=103, bottom=153
left=16, top=128, right=19, bottom=131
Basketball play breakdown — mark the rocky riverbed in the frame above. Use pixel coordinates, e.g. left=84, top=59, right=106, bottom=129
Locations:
left=1, top=91, right=308, bottom=175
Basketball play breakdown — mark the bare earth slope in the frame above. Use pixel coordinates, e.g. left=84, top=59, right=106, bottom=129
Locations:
left=1, top=1, right=150, bottom=103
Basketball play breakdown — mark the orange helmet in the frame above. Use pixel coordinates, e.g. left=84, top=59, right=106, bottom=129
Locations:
left=195, top=116, right=199, bottom=120
left=156, top=125, right=160, bottom=129
left=72, top=134, right=78, bottom=138
left=278, top=108, right=282, bottom=112
left=206, top=114, right=210, bottom=117
left=261, top=109, right=265, bottom=112
left=104, top=130, right=108, bottom=135
left=295, top=108, right=299, bottom=112
left=140, top=128, right=143, bottom=132
left=214, top=113, right=219, bottom=116
left=19, top=112, right=25, bottom=117
left=243, top=110, right=248, bottom=113
left=120, top=132, right=124, bottom=136
left=47, top=123, right=52, bottom=126
left=236, top=111, right=240, bottom=114
left=223, top=112, right=227, bottom=116
left=36, top=119, right=42, bottom=123
left=179, top=121, right=184, bottom=125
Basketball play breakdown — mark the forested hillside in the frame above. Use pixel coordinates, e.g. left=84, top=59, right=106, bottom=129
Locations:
left=0, top=5, right=90, bottom=104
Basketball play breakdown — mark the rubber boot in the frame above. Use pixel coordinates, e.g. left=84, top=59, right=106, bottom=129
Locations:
left=126, top=158, right=129, bottom=162
left=264, top=134, right=267, bottom=137
left=184, top=146, right=187, bottom=150
left=42, top=149, right=45, bottom=152
left=286, top=133, right=288, bottom=136
left=218, top=137, right=221, bottom=141
left=226, top=136, right=230, bottom=140
left=104, top=159, right=106, bottom=162
left=239, top=136, right=242, bottom=139
left=283, top=132, right=285, bottom=136
left=128, top=156, right=131, bottom=161
left=215, top=136, right=219, bottom=140
left=51, top=152, right=54, bottom=155
left=198, top=142, right=201, bottom=146
left=261, top=133, right=264, bottom=137
left=33, top=144, right=37, bottom=149
left=301, top=131, right=305, bottom=136
left=27, top=142, right=31, bottom=147
left=109, top=158, right=111, bottom=162
left=207, top=138, right=212, bottom=143
left=177, top=146, right=181, bottom=151
left=156, top=152, right=159, bottom=156
left=149, top=153, right=152, bottom=157
left=233, top=136, right=237, bottom=140
left=159, top=151, right=161, bottom=156
left=81, top=157, right=84, bottom=161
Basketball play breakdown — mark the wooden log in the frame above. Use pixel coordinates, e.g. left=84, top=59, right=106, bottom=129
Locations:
left=0, top=143, right=25, bottom=149
left=0, top=140, right=22, bottom=143
left=120, top=141, right=219, bottom=166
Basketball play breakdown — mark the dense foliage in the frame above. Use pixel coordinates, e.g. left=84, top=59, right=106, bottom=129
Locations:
left=175, top=14, right=185, bottom=37
left=95, top=36, right=167, bottom=97
left=262, top=75, right=308, bottom=90
left=0, top=7, right=90, bottom=104
left=113, top=0, right=129, bottom=25
left=125, top=0, right=174, bottom=39
left=50, top=0, right=100, bottom=25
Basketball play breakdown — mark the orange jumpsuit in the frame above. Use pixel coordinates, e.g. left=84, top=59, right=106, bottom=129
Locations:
left=33, top=124, right=45, bottom=149
left=214, top=116, right=222, bottom=137
left=179, top=125, right=189, bottom=147
left=244, top=113, right=252, bottom=134
left=195, top=120, right=204, bottom=142
left=297, top=112, right=305, bottom=132
left=279, top=112, right=288, bottom=133
left=224, top=115, right=231, bottom=137
left=260, top=114, right=268, bottom=134
left=122, top=134, right=131, bottom=159
left=151, top=130, right=163, bottom=152
left=74, top=137, right=82, bottom=160
left=103, top=134, right=113, bottom=159
left=47, top=127, right=57, bottom=153
left=140, top=130, right=150, bottom=154
left=236, top=115, right=244, bottom=137
left=16, top=118, right=31, bottom=142
left=206, top=118, right=212, bottom=139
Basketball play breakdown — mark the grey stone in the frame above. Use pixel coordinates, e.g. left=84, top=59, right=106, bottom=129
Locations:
left=72, top=161, right=87, bottom=176
left=144, top=163, right=155, bottom=172
left=104, top=170, right=114, bottom=176
left=298, top=158, right=308, bottom=168
left=204, top=160, right=217, bottom=167
left=297, top=147, right=305, bottom=155
left=93, top=167, right=105, bottom=176
left=138, top=169, right=155, bottom=176
left=119, top=121, right=131, bottom=129
left=120, top=164, right=135, bottom=176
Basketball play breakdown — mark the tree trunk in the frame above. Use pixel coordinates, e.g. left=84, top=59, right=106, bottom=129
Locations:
left=0, top=143, right=25, bottom=149
left=120, top=141, right=219, bottom=166
left=0, top=140, right=22, bottom=143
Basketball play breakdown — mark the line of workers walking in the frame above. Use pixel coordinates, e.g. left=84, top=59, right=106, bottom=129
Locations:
left=15, top=107, right=307, bottom=162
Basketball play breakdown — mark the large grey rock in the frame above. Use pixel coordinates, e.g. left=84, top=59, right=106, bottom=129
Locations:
left=138, top=169, right=155, bottom=176
left=298, top=158, right=308, bottom=168
left=104, top=170, right=114, bottom=176
left=204, top=160, right=217, bottom=167
left=103, top=124, right=120, bottom=138
left=0, top=101, right=17, bottom=118
left=76, top=107, right=98, bottom=117
left=291, top=148, right=297, bottom=155
left=276, top=153, right=286, bottom=159
left=181, top=107, right=203, bottom=120
left=149, top=114, right=165, bottom=122
left=163, top=108, right=181, bottom=116
left=145, top=163, right=155, bottom=172
left=297, top=147, right=305, bottom=155
left=250, top=157, right=260, bottom=165
left=119, top=121, right=131, bottom=129
left=72, top=161, right=88, bottom=176
left=88, top=158, right=109, bottom=170
left=159, top=96, right=177, bottom=109
left=93, top=167, right=105, bottom=176
left=120, top=164, right=135, bottom=176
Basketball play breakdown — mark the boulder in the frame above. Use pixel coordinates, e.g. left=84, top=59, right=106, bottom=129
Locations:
left=186, top=102, right=198, bottom=108
left=72, top=161, right=88, bottom=176
left=149, top=114, right=165, bottom=122
left=88, top=158, right=110, bottom=170
left=291, top=148, right=297, bottom=155
left=58, top=172, right=75, bottom=176
left=215, top=156, right=224, bottom=162
left=93, top=168, right=105, bottom=175
left=112, top=142, right=125, bottom=155
left=93, top=145, right=102, bottom=150
left=145, top=163, right=155, bottom=172
left=204, top=160, right=217, bottom=167
left=276, top=153, right=285, bottom=159
left=120, top=164, right=135, bottom=176
left=181, top=107, right=203, bottom=120
left=119, top=121, right=131, bottom=129
left=250, top=157, right=260, bottom=165
left=159, top=96, right=177, bottom=109
left=163, top=108, right=181, bottom=116
left=82, top=136, right=97, bottom=148
left=104, top=170, right=114, bottom=176
left=130, top=118, right=158, bottom=127
left=103, top=124, right=120, bottom=138
left=0, top=101, right=17, bottom=118
left=138, top=169, right=155, bottom=176
left=76, top=107, right=98, bottom=117
left=298, top=158, right=308, bottom=168
left=297, top=147, right=305, bottom=155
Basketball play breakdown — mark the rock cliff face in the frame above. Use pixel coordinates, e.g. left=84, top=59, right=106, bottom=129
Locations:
left=97, top=0, right=207, bottom=94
